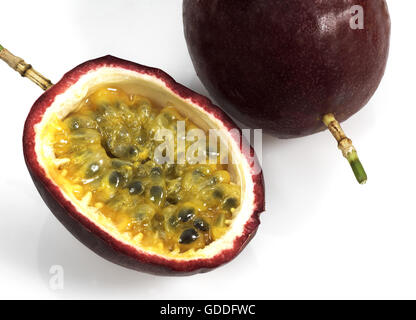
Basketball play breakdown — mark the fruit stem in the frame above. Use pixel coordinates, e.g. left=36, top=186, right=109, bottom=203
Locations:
left=322, top=113, right=367, bottom=185
left=0, top=44, right=53, bottom=91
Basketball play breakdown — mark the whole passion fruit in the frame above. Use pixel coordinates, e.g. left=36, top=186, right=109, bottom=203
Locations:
left=183, top=0, right=391, bottom=138
left=20, top=55, right=265, bottom=275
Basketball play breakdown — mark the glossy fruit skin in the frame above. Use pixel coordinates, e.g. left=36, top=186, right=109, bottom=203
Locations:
left=183, top=0, right=391, bottom=138
left=23, top=56, right=265, bottom=275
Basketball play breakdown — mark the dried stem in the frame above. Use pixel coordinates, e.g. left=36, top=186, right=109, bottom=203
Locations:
left=323, top=113, right=367, bottom=184
left=0, top=45, right=53, bottom=91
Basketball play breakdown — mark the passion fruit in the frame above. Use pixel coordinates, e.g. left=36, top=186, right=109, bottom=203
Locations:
left=183, top=0, right=391, bottom=184
left=0, top=49, right=265, bottom=275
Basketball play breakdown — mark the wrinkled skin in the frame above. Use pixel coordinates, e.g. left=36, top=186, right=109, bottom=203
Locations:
left=183, top=0, right=390, bottom=138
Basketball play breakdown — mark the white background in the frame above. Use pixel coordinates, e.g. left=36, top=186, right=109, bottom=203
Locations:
left=0, top=0, right=414, bottom=300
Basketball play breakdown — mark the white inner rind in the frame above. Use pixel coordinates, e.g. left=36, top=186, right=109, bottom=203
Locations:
left=34, top=67, right=256, bottom=260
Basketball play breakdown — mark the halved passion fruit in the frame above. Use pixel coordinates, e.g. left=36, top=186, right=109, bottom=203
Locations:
left=22, top=56, right=265, bottom=275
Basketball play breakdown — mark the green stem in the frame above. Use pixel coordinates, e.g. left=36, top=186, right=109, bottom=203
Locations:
left=347, top=150, right=367, bottom=185
left=323, top=113, right=367, bottom=185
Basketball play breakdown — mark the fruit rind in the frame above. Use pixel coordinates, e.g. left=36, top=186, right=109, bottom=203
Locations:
left=23, top=56, right=265, bottom=275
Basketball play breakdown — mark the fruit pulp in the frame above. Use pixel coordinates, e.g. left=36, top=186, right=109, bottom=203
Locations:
left=47, top=87, right=241, bottom=254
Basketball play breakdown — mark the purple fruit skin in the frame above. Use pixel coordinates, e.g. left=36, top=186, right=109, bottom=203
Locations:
left=183, top=0, right=391, bottom=138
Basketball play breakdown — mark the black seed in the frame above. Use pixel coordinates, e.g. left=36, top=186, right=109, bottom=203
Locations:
left=151, top=213, right=165, bottom=231
left=128, top=181, right=144, bottom=195
left=86, top=162, right=100, bottom=178
left=168, top=215, right=179, bottom=228
left=213, top=189, right=224, bottom=199
left=179, top=228, right=199, bottom=244
left=137, top=130, right=147, bottom=145
left=128, top=146, right=139, bottom=157
left=166, top=194, right=179, bottom=205
left=109, top=171, right=123, bottom=188
left=71, top=119, right=80, bottom=130
left=151, top=167, right=162, bottom=177
left=150, top=185, right=163, bottom=201
left=178, top=208, right=195, bottom=223
left=223, top=197, right=239, bottom=210
left=194, top=218, right=209, bottom=232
